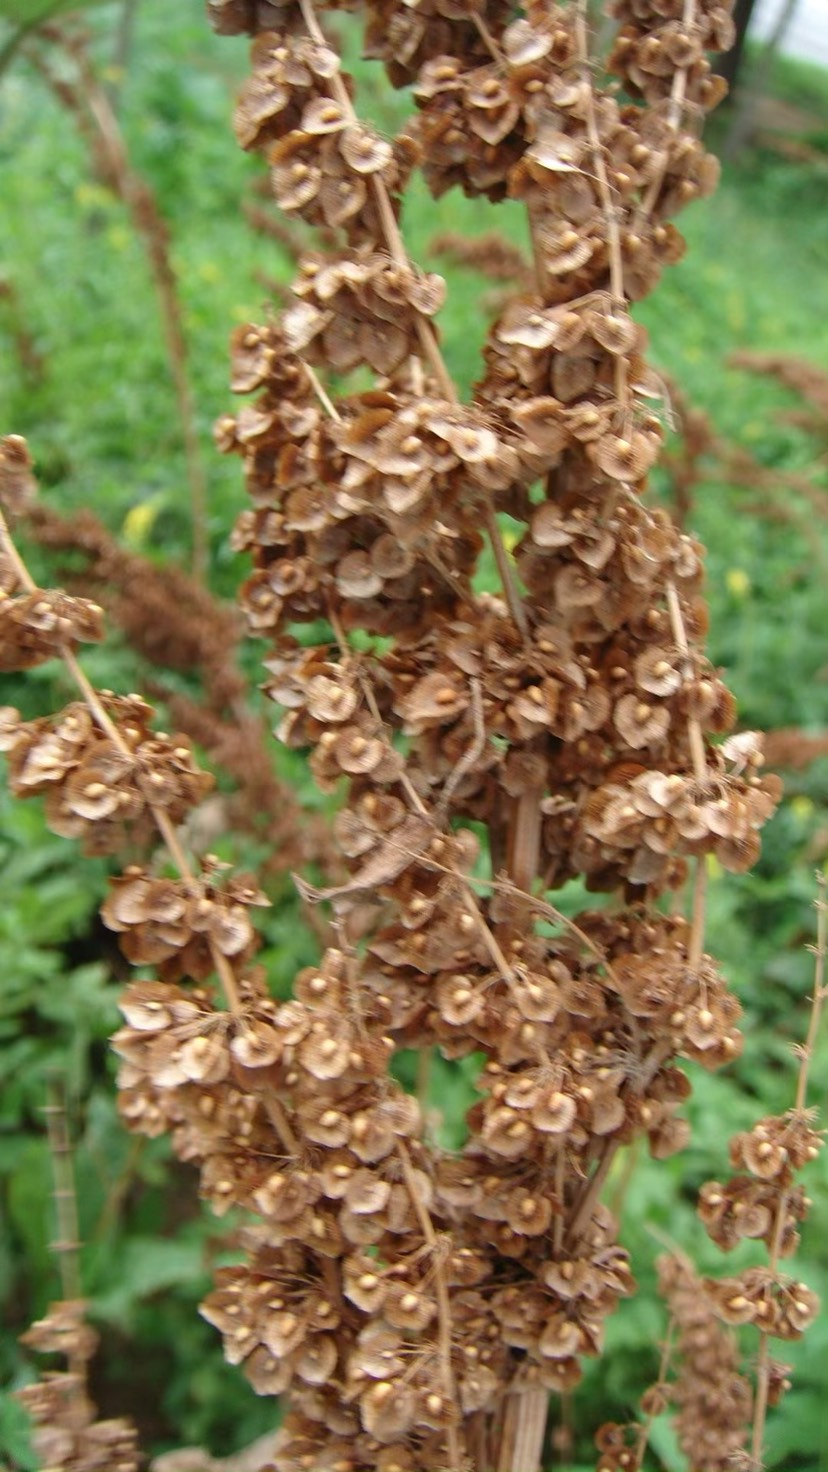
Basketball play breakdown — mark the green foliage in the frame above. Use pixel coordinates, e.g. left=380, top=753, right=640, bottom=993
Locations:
left=0, top=0, right=111, bottom=80
left=0, top=3, right=827, bottom=1468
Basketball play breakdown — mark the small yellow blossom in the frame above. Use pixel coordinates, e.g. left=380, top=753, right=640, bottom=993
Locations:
left=107, top=225, right=131, bottom=253
left=74, top=182, right=112, bottom=211
left=123, top=498, right=163, bottom=548
left=726, top=568, right=750, bottom=599
left=791, top=796, right=814, bottom=821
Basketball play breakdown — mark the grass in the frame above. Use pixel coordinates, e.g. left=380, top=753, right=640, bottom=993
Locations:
left=0, top=4, right=827, bottom=1467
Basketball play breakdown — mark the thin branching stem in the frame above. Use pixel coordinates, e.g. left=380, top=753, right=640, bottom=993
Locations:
left=44, top=1079, right=83, bottom=1307
left=576, top=0, right=629, bottom=410
left=634, top=1316, right=676, bottom=1464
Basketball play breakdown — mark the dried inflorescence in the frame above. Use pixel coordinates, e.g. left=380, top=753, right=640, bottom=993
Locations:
left=655, top=1255, right=754, bottom=1472
left=5, top=1, right=820, bottom=1469
left=0, top=696, right=212, bottom=855
left=17, top=1302, right=141, bottom=1472
left=195, top=1, right=788, bottom=1467
left=695, top=881, right=826, bottom=1470
left=15, top=1082, right=142, bottom=1472
left=26, top=503, right=330, bottom=872
left=729, top=351, right=828, bottom=440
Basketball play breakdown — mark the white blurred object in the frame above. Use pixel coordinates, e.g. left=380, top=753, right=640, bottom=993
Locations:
left=749, top=0, right=828, bottom=67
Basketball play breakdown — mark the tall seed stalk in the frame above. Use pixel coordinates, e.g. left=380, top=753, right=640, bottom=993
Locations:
left=2, top=2, right=822, bottom=1469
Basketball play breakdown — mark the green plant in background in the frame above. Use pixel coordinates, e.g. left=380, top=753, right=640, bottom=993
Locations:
left=0, top=2, right=827, bottom=1470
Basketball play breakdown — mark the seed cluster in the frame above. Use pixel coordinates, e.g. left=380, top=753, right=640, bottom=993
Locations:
left=201, top=1, right=783, bottom=1467
left=17, top=1302, right=140, bottom=1472
left=4, top=2, right=817, bottom=1469
left=655, top=1256, right=754, bottom=1472
left=0, top=697, right=212, bottom=855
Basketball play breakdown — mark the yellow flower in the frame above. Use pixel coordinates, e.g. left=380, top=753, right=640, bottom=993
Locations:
left=791, top=796, right=814, bottom=821
left=74, top=182, right=112, bottom=211
left=107, top=224, right=131, bottom=253
left=123, top=498, right=163, bottom=548
left=726, top=568, right=750, bottom=599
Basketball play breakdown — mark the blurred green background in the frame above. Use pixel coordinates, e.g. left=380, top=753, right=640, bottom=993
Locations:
left=0, top=3, right=827, bottom=1467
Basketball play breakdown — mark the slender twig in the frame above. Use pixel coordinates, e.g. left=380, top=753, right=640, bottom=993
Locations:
left=666, top=580, right=708, bottom=784
left=634, top=1316, right=676, bottom=1464
left=92, top=1136, right=145, bottom=1242
left=43, top=1079, right=89, bottom=1389
left=688, top=854, right=708, bottom=974
left=576, top=0, right=629, bottom=410
left=302, top=360, right=341, bottom=421
left=44, top=1079, right=83, bottom=1306
left=438, top=676, right=486, bottom=821
left=567, top=1038, right=673, bottom=1243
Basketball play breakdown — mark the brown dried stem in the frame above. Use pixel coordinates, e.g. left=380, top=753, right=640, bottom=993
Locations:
left=666, top=580, right=708, bottom=784
left=496, top=1386, right=548, bottom=1472
left=43, top=1079, right=83, bottom=1310
left=633, top=1315, right=676, bottom=1464
left=567, top=1037, right=673, bottom=1246
left=576, top=0, right=629, bottom=408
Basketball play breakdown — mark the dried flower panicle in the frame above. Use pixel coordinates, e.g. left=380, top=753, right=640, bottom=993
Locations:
left=15, top=1104, right=140, bottom=1472
left=0, top=694, right=212, bottom=855
left=693, top=884, right=826, bottom=1466
left=16, top=1360, right=140, bottom=1472
left=729, top=351, right=828, bottom=440
left=25, top=503, right=329, bottom=872
left=4, top=0, right=809, bottom=1468
left=656, top=1255, right=753, bottom=1472
left=191, top=1, right=783, bottom=1467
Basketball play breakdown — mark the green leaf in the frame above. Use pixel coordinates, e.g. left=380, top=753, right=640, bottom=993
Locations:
left=91, top=1236, right=209, bottom=1326
left=0, top=0, right=111, bottom=79
left=0, top=1391, right=38, bottom=1472
left=0, top=0, right=109, bottom=19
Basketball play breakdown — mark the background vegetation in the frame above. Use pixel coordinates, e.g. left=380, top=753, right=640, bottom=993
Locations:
left=0, top=3, right=827, bottom=1467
